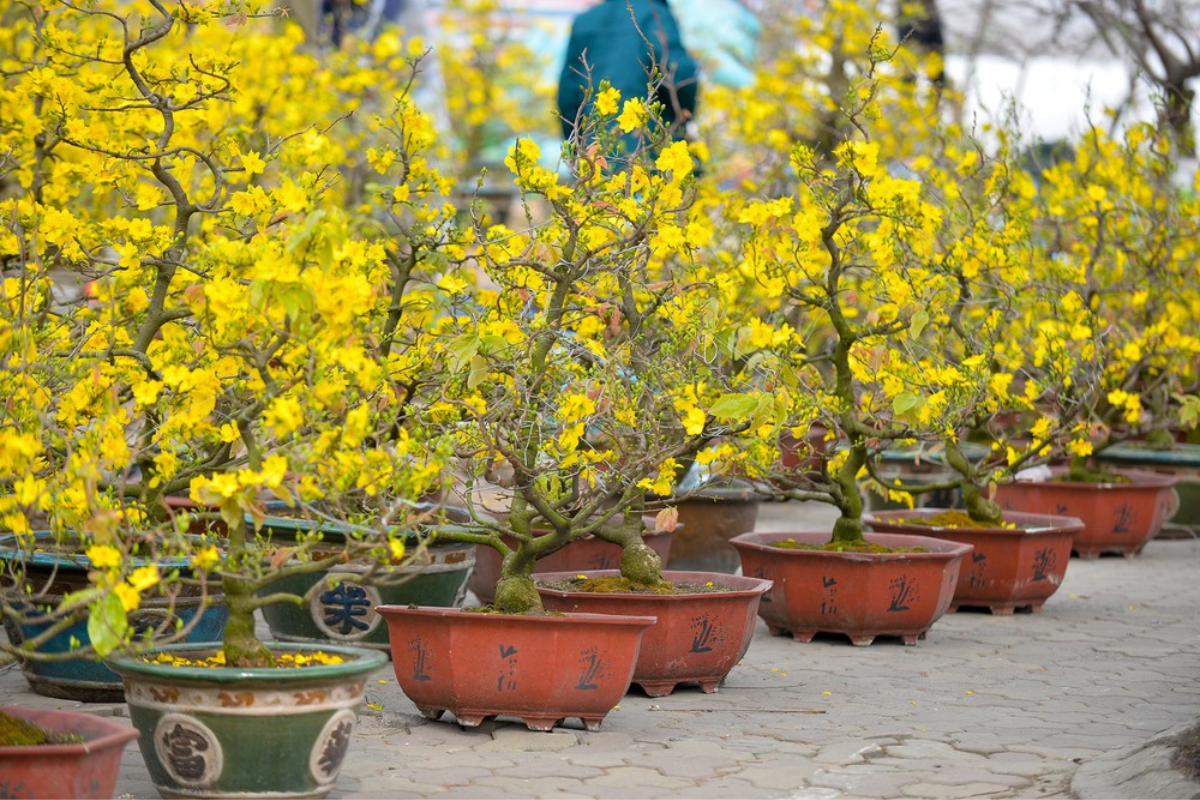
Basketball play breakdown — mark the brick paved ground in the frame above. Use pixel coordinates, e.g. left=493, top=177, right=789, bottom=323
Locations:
left=3, top=500, right=1197, bottom=799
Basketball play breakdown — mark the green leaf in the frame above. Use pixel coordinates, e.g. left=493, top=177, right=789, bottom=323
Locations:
left=892, top=392, right=924, bottom=422
left=87, top=593, right=128, bottom=657
left=909, top=310, right=929, bottom=340
left=467, top=354, right=487, bottom=390
left=445, top=335, right=480, bottom=372
left=710, top=394, right=759, bottom=422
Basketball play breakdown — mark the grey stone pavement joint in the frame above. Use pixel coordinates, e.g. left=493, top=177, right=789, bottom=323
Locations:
left=2, top=501, right=1198, bottom=799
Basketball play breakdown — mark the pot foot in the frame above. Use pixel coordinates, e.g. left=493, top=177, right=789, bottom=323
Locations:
left=636, top=681, right=679, bottom=697
left=454, top=713, right=490, bottom=727
left=849, top=635, right=877, bottom=646
left=520, top=716, right=563, bottom=731
left=790, top=630, right=817, bottom=643
left=580, top=716, right=607, bottom=731
left=697, top=679, right=722, bottom=693
left=418, top=707, right=446, bottom=721
left=900, top=633, right=921, bottom=646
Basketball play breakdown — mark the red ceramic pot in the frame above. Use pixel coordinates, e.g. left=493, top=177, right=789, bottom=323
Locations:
left=535, top=570, right=772, bottom=697
left=376, top=606, right=655, bottom=731
left=468, top=527, right=674, bottom=604
left=0, top=706, right=139, bottom=799
left=730, top=531, right=971, bottom=645
left=993, top=468, right=1177, bottom=558
left=865, top=510, right=1083, bottom=614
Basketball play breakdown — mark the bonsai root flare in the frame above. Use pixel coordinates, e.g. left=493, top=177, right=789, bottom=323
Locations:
left=494, top=576, right=543, bottom=614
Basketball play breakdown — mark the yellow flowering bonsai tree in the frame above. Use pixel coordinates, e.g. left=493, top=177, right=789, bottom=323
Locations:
left=0, top=0, right=463, bottom=667
left=721, top=48, right=1090, bottom=541
left=426, top=86, right=756, bottom=612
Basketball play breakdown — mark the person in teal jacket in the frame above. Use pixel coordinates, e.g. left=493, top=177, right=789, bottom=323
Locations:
left=557, top=0, right=698, bottom=156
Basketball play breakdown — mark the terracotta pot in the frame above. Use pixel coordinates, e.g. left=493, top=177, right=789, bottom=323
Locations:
left=730, top=531, right=971, bottom=645
left=993, top=467, right=1177, bottom=558
left=1096, top=443, right=1200, bottom=533
left=377, top=606, right=655, bottom=731
left=535, top=570, right=772, bottom=697
left=0, top=705, right=139, bottom=799
left=108, top=642, right=386, bottom=799
left=865, top=510, right=1083, bottom=614
left=468, top=526, right=674, bottom=605
left=662, top=486, right=763, bottom=573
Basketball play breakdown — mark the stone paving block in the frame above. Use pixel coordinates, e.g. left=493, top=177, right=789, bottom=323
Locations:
left=584, top=765, right=699, bottom=790
left=901, top=781, right=1024, bottom=798
left=479, top=726, right=580, bottom=751
left=807, top=765, right=919, bottom=797
left=473, top=775, right=598, bottom=795
left=813, top=739, right=887, bottom=764
left=489, top=761, right=604, bottom=781
left=884, top=739, right=989, bottom=761
left=739, top=761, right=826, bottom=790
left=912, top=765, right=1030, bottom=788
left=568, top=730, right=636, bottom=752
left=632, top=750, right=741, bottom=779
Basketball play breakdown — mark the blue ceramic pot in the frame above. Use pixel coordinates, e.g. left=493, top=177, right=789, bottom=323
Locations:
left=0, top=532, right=228, bottom=702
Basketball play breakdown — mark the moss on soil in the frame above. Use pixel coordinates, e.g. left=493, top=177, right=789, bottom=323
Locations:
left=771, top=539, right=929, bottom=554
left=0, top=711, right=83, bottom=746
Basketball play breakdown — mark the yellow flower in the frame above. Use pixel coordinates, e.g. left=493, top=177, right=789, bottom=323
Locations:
left=128, top=564, right=160, bottom=592
left=617, top=98, right=647, bottom=133
left=241, top=150, right=266, bottom=176
left=388, top=537, right=406, bottom=562
left=192, top=545, right=221, bottom=572
left=114, top=583, right=141, bottom=612
left=655, top=140, right=693, bottom=179
left=86, top=544, right=122, bottom=569
left=595, top=87, right=621, bottom=116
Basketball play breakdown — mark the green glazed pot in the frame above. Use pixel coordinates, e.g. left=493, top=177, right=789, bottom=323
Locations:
left=252, top=509, right=475, bottom=651
left=108, top=642, right=386, bottom=799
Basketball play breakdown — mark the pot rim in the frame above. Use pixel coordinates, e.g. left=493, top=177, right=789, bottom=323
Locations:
left=376, top=605, right=657, bottom=628
left=1009, top=466, right=1178, bottom=489
left=104, top=641, right=387, bottom=684
left=0, top=705, right=139, bottom=755
left=0, top=531, right=201, bottom=570
left=729, top=530, right=974, bottom=559
left=1095, top=442, right=1200, bottom=466
left=532, top=569, right=772, bottom=599
left=864, top=508, right=1085, bottom=535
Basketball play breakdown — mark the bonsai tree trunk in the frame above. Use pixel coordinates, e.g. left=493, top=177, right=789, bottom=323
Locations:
left=220, top=519, right=274, bottom=667
left=945, top=442, right=1005, bottom=525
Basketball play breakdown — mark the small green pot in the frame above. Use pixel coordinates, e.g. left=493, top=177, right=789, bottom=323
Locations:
left=251, top=512, right=475, bottom=651
left=108, top=642, right=386, bottom=799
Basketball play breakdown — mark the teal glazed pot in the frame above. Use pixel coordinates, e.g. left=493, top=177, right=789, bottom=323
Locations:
left=108, top=642, right=386, bottom=799
left=1096, top=443, right=1200, bottom=531
left=251, top=510, right=474, bottom=651
left=0, top=533, right=227, bottom=702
